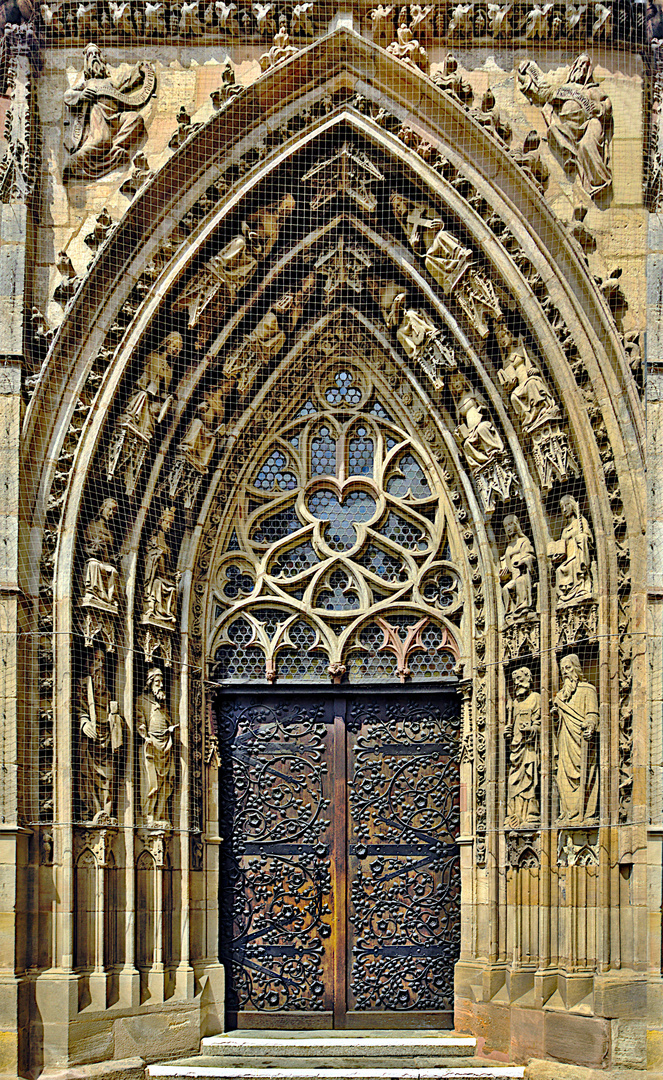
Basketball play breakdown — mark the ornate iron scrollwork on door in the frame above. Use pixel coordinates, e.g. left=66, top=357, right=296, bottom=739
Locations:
left=218, top=692, right=460, bottom=1021
left=347, top=695, right=461, bottom=1015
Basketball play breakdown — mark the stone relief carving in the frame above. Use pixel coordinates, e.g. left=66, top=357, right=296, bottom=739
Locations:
left=53, top=251, right=81, bottom=307
left=106, top=331, right=181, bottom=495
left=258, top=14, right=299, bottom=69
left=449, top=373, right=520, bottom=512
left=369, top=2, right=395, bottom=41
left=80, top=497, right=120, bottom=649
left=254, top=1, right=277, bottom=36
left=314, top=237, right=372, bottom=304
left=431, top=52, right=473, bottom=105
left=370, top=278, right=456, bottom=390
left=172, top=193, right=295, bottom=348
left=500, top=514, right=536, bottom=619
left=505, top=666, right=540, bottom=827
left=473, top=87, right=512, bottom=144
left=552, top=653, right=599, bottom=825
left=547, top=494, right=594, bottom=604
left=495, top=322, right=559, bottom=430
left=78, top=647, right=123, bottom=825
left=141, top=506, right=179, bottom=628
left=167, top=383, right=229, bottom=508
left=136, top=667, right=178, bottom=827
left=84, top=207, right=114, bottom=254
left=517, top=53, right=613, bottom=200
left=506, top=829, right=540, bottom=868
left=557, top=827, right=599, bottom=865
left=510, top=130, right=549, bottom=192
left=63, top=43, right=156, bottom=182
left=223, top=273, right=316, bottom=394
left=302, top=142, right=384, bottom=213
left=386, top=12, right=429, bottom=70
left=119, top=150, right=153, bottom=199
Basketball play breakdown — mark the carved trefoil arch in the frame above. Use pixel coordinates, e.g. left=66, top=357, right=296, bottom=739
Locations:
left=15, top=26, right=647, bottom=1073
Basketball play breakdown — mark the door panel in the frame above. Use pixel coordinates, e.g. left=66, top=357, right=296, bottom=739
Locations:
left=218, top=691, right=460, bottom=1028
left=346, top=695, right=460, bottom=1024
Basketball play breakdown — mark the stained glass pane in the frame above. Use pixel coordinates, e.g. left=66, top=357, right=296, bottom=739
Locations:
left=251, top=504, right=302, bottom=544
left=271, top=541, right=318, bottom=578
left=387, top=454, right=431, bottom=499
left=307, top=489, right=377, bottom=550
left=325, top=370, right=361, bottom=405
left=348, top=427, right=374, bottom=476
left=378, top=512, right=428, bottom=551
left=254, top=451, right=297, bottom=491
left=311, top=427, right=336, bottom=475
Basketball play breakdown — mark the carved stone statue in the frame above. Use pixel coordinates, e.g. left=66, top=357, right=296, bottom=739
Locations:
left=431, top=53, right=473, bottom=107
left=253, top=0, right=276, bottom=36
left=82, top=498, right=119, bottom=611
left=371, top=280, right=456, bottom=389
left=107, top=331, right=182, bottom=495
left=369, top=2, right=394, bottom=41
left=452, top=380, right=505, bottom=469
left=391, top=193, right=444, bottom=255
left=63, top=44, right=157, bottom=182
left=552, top=654, right=599, bottom=825
left=167, top=382, right=230, bottom=507
left=78, top=647, right=123, bottom=824
left=223, top=273, right=316, bottom=394
left=517, top=53, right=613, bottom=199
left=142, top=506, right=179, bottom=626
left=473, top=87, right=512, bottom=144
left=547, top=495, right=594, bottom=603
left=500, top=515, right=536, bottom=618
left=511, top=130, right=550, bottom=192
left=386, top=19, right=428, bottom=71
left=259, top=14, right=298, bottom=70
left=487, top=1, right=512, bottom=38
left=172, top=194, right=295, bottom=347
left=505, top=667, right=540, bottom=827
left=136, top=667, right=178, bottom=827
left=495, top=322, right=559, bottom=431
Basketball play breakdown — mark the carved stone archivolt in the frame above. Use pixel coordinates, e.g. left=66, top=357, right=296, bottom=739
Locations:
left=22, top=38, right=645, bottom=1065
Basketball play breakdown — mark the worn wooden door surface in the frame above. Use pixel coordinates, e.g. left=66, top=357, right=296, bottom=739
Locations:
left=217, top=690, right=460, bottom=1028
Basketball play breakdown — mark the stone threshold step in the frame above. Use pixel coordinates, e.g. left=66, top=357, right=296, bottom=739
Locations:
left=147, top=1069, right=526, bottom=1079
left=200, top=1038, right=477, bottom=1059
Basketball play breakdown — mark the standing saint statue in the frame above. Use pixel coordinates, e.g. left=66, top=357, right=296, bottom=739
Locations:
left=142, top=506, right=179, bottom=625
left=505, top=667, right=541, bottom=828
left=500, top=514, right=536, bottom=618
left=136, top=667, right=178, bottom=827
left=78, top=647, right=123, bottom=824
left=547, top=494, right=594, bottom=603
left=552, top=653, right=599, bottom=824
left=63, top=44, right=157, bottom=182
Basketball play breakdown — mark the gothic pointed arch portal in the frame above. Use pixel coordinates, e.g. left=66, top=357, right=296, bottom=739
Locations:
left=21, top=28, right=646, bottom=1066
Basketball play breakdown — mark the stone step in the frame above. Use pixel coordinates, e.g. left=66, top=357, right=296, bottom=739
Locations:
left=147, top=1066, right=526, bottom=1080
left=199, top=1035, right=478, bottom=1059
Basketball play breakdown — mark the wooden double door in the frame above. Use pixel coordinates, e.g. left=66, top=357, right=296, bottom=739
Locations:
left=217, top=689, right=461, bottom=1028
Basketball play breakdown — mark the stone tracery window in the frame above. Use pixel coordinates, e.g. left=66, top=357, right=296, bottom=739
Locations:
left=210, top=365, right=461, bottom=683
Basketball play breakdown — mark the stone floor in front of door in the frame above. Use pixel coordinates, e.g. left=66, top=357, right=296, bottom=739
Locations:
left=146, top=1030, right=525, bottom=1080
